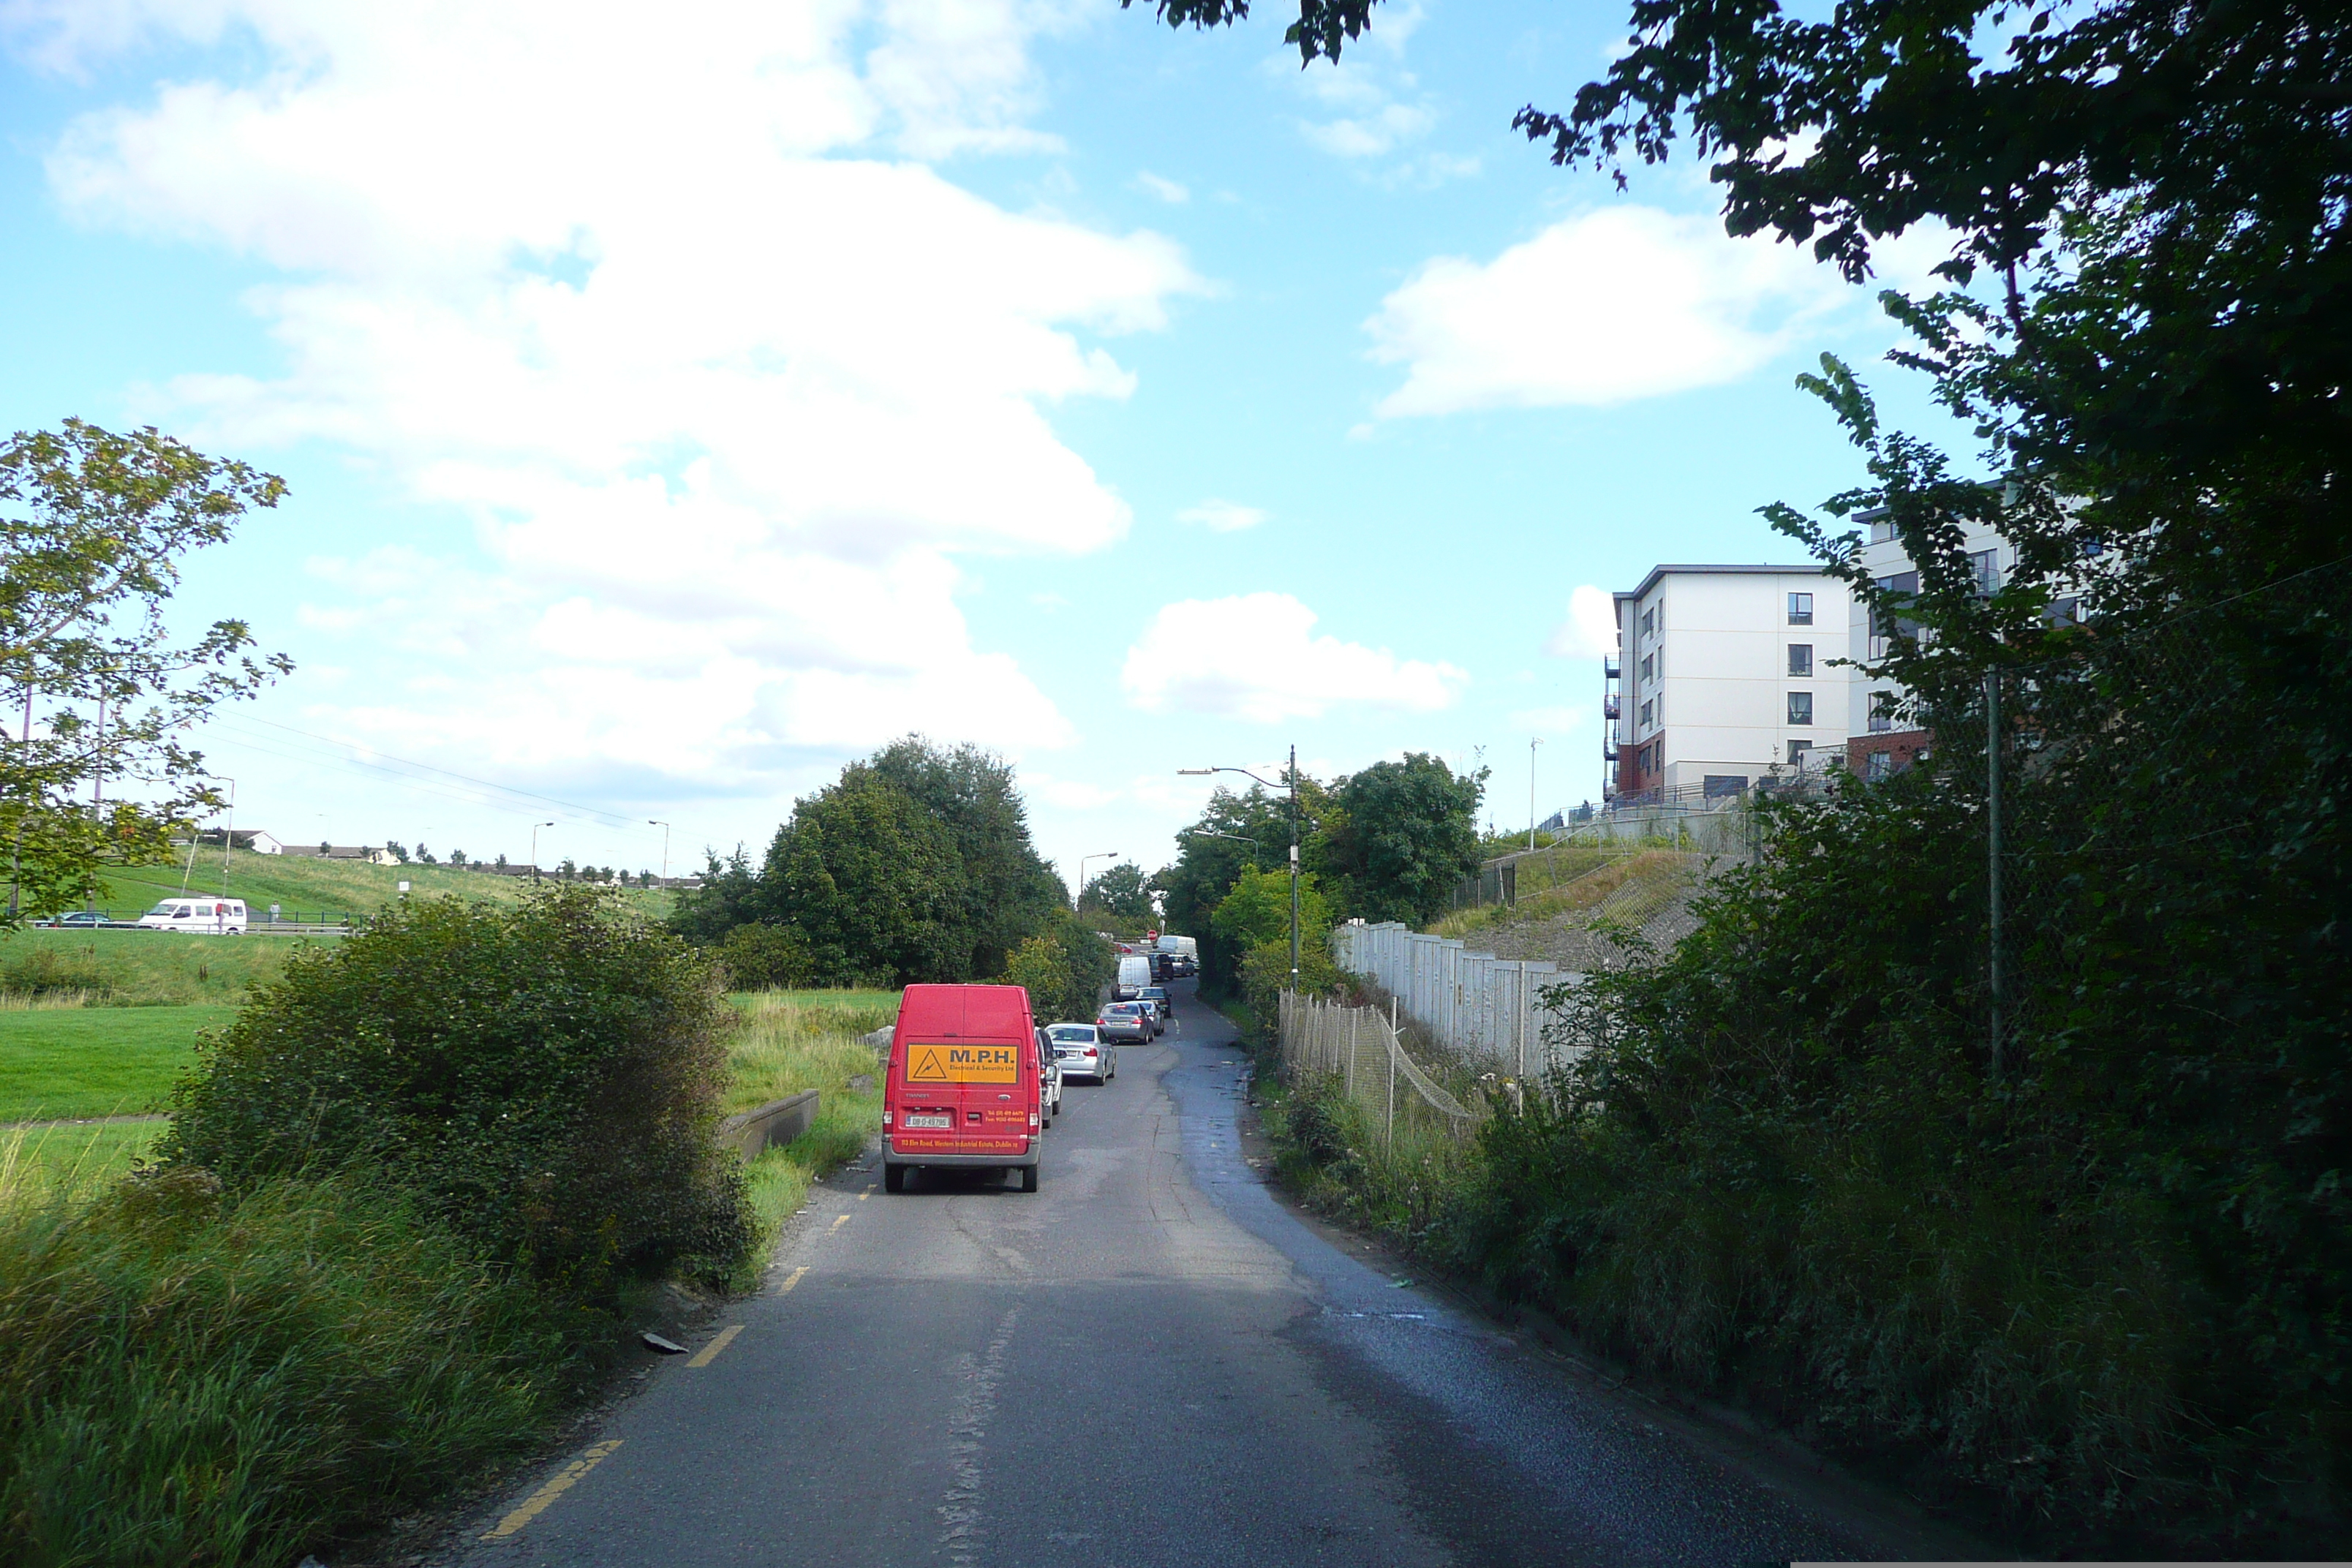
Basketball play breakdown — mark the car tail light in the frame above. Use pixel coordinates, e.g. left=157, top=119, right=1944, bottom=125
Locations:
left=1085, top=1048, right=1098, bottom=1058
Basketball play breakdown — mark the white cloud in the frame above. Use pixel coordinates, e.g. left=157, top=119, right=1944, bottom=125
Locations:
left=1134, top=170, right=1189, bottom=204
left=20, top=0, right=1199, bottom=788
left=1365, top=205, right=1861, bottom=416
left=1121, top=592, right=1466, bottom=723
left=1176, top=498, right=1267, bottom=533
left=1301, top=100, right=1433, bottom=159
left=1545, top=584, right=1621, bottom=659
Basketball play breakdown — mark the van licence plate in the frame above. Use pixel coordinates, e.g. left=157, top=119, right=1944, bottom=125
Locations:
left=902, top=1113, right=951, bottom=1130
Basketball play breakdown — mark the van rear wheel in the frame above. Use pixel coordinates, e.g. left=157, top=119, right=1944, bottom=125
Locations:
left=884, top=1164, right=907, bottom=1194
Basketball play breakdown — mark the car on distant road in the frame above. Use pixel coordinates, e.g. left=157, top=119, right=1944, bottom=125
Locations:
left=1033, top=1028, right=1063, bottom=1123
left=1137, top=986, right=1174, bottom=1027
left=1046, top=1022, right=1115, bottom=1083
left=1096, top=1002, right=1153, bottom=1044
left=34, top=911, right=118, bottom=929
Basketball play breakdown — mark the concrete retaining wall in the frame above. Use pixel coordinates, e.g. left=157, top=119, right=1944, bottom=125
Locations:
left=717, top=1090, right=820, bottom=1158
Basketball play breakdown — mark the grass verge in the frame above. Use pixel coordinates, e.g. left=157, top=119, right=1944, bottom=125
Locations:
left=725, top=989, right=895, bottom=1236
left=0, top=1005, right=235, bottom=1122
left=0, top=1158, right=606, bottom=1568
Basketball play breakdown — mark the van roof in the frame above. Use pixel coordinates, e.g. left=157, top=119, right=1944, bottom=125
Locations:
left=894, top=983, right=1032, bottom=1039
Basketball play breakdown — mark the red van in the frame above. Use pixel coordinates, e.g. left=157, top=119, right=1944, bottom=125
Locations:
left=882, top=984, right=1043, bottom=1194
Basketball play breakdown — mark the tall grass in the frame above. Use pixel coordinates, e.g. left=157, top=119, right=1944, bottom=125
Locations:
left=0, top=1153, right=599, bottom=1568
left=725, top=990, right=894, bottom=1232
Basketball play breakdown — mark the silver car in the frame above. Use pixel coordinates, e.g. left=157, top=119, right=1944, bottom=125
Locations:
left=1033, top=1028, right=1063, bottom=1123
left=1096, top=1002, right=1153, bottom=1044
left=1047, top=1022, right=1117, bottom=1083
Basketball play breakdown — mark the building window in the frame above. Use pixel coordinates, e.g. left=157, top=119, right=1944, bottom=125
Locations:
left=1866, top=750, right=1892, bottom=782
left=1787, top=691, right=1814, bottom=725
left=1787, top=644, right=1813, bottom=676
left=1702, top=774, right=1748, bottom=799
left=1640, top=652, right=1655, bottom=682
left=1970, top=549, right=2001, bottom=597
left=1871, top=570, right=1920, bottom=657
left=1641, top=606, right=1656, bottom=638
left=1869, top=516, right=1896, bottom=544
left=1787, top=739, right=1815, bottom=764
left=1787, top=591, right=1813, bottom=625
left=1868, top=691, right=1895, bottom=734
left=1639, top=699, right=1654, bottom=728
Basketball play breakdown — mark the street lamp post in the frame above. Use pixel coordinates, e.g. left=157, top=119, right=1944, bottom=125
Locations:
left=1178, top=747, right=1301, bottom=990
left=648, top=820, right=671, bottom=888
left=219, top=777, right=236, bottom=893
left=1529, top=736, right=1544, bottom=851
left=1077, top=851, right=1120, bottom=911
left=529, top=821, right=556, bottom=883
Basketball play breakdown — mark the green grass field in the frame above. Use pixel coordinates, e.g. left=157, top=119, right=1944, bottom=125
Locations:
left=726, top=989, right=897, bottom=1226
left=0, top=1005, right=233, bottom=1122
left=0, top=1119, right=167, bottom=1187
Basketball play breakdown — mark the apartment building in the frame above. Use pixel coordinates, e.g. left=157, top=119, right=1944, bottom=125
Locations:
left=1606, top=565, right=1852, bottom=802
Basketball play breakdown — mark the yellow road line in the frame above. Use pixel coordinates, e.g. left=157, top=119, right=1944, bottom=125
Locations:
left=858, top=1186, right=874, bottom=1200
left=686, top=1324, right=742, bottom=1368
left=777, top=1264, right=808, bottom=1296
left=480, top=1439, right=622, bottom=1539
left=830, top=1213, right=851, bottom=1231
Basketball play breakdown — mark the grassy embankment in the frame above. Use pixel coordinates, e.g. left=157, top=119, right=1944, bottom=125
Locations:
left=94, top=845, right=676, bottom=924
left=1425, top=845, right=1709, bottom=942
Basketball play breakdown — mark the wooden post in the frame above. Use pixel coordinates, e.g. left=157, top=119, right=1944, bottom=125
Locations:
left=1386, top=1016, right=1396, bottom=1151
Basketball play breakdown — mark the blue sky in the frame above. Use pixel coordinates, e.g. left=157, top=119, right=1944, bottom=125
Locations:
left=0, top=0, right=1962, bottom=889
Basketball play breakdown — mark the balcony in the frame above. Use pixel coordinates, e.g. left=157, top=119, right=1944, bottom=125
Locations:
left=1602, top=696, right=1621, bottom=720
left=1602, top=742, right=1619, bottom=762
left=1603, top=657, right=1621, bottom=680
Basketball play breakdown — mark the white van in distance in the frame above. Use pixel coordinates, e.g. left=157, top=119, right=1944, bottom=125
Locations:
left=1113, top=953, right=1150, bottom=1000
left=138, top=898, right=249, bottom=935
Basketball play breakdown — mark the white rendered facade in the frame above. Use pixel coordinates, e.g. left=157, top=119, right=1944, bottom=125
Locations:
left=1608, top=565, right=1852, bottom=800
left=1846, top=515, right=2016, bottom=777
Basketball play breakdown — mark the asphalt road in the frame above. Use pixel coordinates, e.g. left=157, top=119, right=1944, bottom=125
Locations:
left=445, top=981, right=1964, bottom=1567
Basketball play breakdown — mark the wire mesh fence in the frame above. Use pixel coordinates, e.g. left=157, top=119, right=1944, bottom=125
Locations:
left=1277, top=990, right=1484, bottom=1147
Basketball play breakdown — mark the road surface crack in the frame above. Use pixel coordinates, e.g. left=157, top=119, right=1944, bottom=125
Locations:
left=937, top=1303, right=1019, bottom=1567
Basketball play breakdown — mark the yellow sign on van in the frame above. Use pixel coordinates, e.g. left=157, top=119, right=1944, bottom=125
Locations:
left=905, top=1043, right=1020, bottom=1084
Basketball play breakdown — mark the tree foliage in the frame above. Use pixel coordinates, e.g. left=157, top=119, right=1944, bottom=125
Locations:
left=1079, top=861, right=1155, bottom=927
left=669, top=736, right=1069, bottom=989
left=0, top=420, right=291, bottom=919
left=1319, top=752, right=1484, bottom=926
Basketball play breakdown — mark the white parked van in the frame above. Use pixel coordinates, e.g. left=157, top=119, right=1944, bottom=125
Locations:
left=1113, top=953, right=1150, bottom=1000
left=138, top=898, right=248, bottom=935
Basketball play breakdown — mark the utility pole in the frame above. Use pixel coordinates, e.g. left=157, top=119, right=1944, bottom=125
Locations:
left=1288, top=742, right=1301, bottom=992
left=649, top=820, right=671, bottom=886
left=529, top=821, right=555, bottom=883
left=221, top=777, right=236, bottom=892
left=1986, top=671, right=2004, bottom=1082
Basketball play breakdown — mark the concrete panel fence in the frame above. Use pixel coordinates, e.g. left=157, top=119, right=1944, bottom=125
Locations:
left=1330, top=921, right=1581, bottom=1082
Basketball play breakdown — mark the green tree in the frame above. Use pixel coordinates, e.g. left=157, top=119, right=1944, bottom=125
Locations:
left=1210, top=863, right=1331, bottom=955
left=867, top=735, right=1063, bottom=978
left=1079, top=861, right=1155, bottom=927
left=760, top=766, right=965, bottom=985
left=0, top=420, right=292, bottom=920
left=1322, top=752, right=1485, bottom=926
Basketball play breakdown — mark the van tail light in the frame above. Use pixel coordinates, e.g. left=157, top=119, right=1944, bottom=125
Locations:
left=881, top=1109, right=893, bottom=1127
left=1028, top=1112, right=1039, bottom=1130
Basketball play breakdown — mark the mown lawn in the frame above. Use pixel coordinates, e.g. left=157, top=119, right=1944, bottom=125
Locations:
left=0, top=927, right=319, bottom=1006
left=0, top=1006, right=233, bottom=1122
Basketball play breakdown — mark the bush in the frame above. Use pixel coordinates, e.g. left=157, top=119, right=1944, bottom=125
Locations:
left=164, top=886, right=753, bottom=1289
left=999, top=911, right=1115, bottom=1024
left=0, top=1166, right=596, bottom=1567
left=719, top=921, right=813, bottom=990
